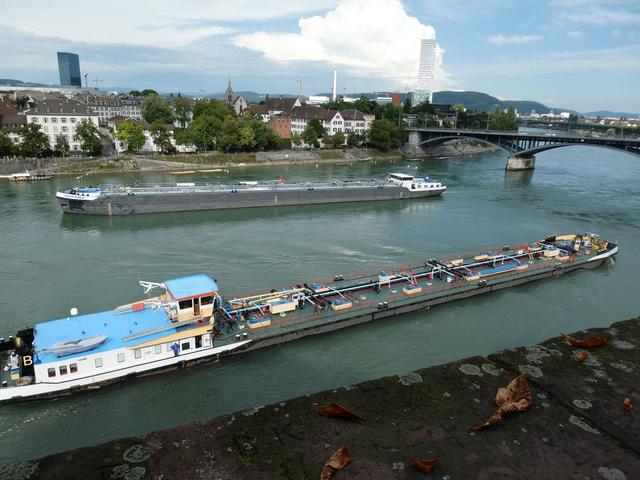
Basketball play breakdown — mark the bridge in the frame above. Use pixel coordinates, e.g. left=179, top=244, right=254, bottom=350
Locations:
left=406, top=127, right=640, bottom=170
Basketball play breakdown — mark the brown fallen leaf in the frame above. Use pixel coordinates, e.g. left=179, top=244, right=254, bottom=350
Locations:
left=411, top=458, right=438, bottom=474
left=624, top=397, right=633, bottom=413
left=315, top=403, right=364, bottom=421
left=577, top=350, right=589, bottom=363
left=561, top=333, right=607, bottom=348
left=320, top=447, right=350, bottom=480
left=472, top=373, right=533, bottom=431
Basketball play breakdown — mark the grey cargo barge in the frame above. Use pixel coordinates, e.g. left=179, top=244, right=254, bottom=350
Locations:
left=55, top=173, right=446, bottom=215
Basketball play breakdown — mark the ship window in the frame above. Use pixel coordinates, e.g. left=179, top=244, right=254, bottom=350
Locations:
left=47, top=368, right=56, bottom=378
left=200, top=295, right=213, bottom=306
left=165, top=343, right=173, bottom=352
left=70, top=363, right=78, bottom=373
left=95, top=358, right=103, bottom=368
left=179, top=299, right=193, bottom=310
left=59, top=365, right=68, bottom=375
left=134, top=349, right=142, bottom=359
left=181, top=342, right=190, bottom=351
left=154, top=344, right=162, bottom=354
left=117, top=352, right=125, bottom=363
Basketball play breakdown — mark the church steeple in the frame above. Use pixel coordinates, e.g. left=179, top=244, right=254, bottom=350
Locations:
left=225, top=76, right=234, bottom=104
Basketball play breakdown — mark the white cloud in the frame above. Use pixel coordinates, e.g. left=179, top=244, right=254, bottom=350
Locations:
left=567, top=31, right=583, bottom=39
left=557, top=7, right=640, bottom=25
left=453, top=44, right=640, bottom=76
left=1, top=0, right=338, bottom=47
left=232, top=0, right=448, bottom=89
left=487, top=35, right=543, bottom=47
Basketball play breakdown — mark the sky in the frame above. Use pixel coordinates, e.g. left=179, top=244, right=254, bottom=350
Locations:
left=1, top=0, right=638, bottom=112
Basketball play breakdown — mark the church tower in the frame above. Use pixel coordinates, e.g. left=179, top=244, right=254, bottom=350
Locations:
left=225, top=77, right=234, bottom=104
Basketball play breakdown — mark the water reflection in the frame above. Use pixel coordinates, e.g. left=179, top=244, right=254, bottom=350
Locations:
left=504, top=170, right=534, bottom=187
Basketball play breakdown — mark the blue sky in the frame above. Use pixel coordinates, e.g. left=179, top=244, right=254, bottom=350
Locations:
left=1, top=0, right=638, bottom=112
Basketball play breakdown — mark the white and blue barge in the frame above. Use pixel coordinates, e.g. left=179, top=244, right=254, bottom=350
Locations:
left=0, top=275, right=249, bottom=403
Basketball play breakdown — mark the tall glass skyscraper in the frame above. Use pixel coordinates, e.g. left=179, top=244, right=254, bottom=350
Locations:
left=57, top=52, right=82, bottom=87
left=413, top=38, right=436, bottom=106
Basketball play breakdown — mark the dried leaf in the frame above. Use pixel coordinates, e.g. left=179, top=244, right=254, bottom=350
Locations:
left=577, top=351, right=588, bottom=363
left=411, top=458, right=438, bottom=474
left=624, top=397, right=633, bottom=413
left=472, top=373, right=533, bottom=431
left=320, top=447, right=350, bottom=480
left=561, top=333, right=607, bottom=348
left=315, top=403, right=364, bottom=421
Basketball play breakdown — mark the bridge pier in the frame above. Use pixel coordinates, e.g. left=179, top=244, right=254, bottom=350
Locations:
left=506, top=155, right=535, bottom=171
left=407, top=131, right=422, bottom=155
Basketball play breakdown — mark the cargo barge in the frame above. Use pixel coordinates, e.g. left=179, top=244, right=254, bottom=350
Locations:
left=55, top=173, right=446, bottom=215
left=0, top=233, right=617, bottom=403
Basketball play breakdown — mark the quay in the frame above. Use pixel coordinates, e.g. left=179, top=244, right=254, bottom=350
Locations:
left=10, top=316, right=639, bottom=479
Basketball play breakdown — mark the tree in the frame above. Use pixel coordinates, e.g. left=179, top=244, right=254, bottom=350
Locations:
left=332, top=131, right=345, bottom=147
left=174, top=97, right=192, bottom=128
left=240, top=115, right=279, bottom=151
left=0, top=130, right=14, bottom=156
left=149, top=122, right=174, bottom=154
left=141, top=89, right=158, bottom=97
left=367, top=119, right=403, bottom=151
left=75, top=120, right=103, bottom=156
left=173, top=127, right=192, bottom=147
left=13, top=95, right=30, bottom=112
left=308, top=118, right=326, bottom=138
left=187, top=114, right=222, bottom=152
left=346, top=132, right=361, bottom=148
left=291, top=132, right=302, bottom=149
left=192, top=99, right=233, bottom=121
left=116, top=120, right=146, bottom=152
left=54, top=134, right=70, bottom=157
left=129, top=90, right=142, bottom=97
left=302, top=124, right=320, bottom=148
left=141, top=95, right=174, bottom=124
left=18, top=123, right=50, bottom=157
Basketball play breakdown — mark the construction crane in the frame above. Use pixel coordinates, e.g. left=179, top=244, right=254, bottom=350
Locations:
left=93, top=78, right=104, bottom=90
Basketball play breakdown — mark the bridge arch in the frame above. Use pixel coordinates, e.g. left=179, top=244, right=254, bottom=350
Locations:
left=416, top=133, right=640, bottom=158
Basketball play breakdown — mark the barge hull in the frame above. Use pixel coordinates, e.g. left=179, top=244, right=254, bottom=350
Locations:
left=58, top=186, right=444, bottom=215
left=232, top=255, right=608, bottom=354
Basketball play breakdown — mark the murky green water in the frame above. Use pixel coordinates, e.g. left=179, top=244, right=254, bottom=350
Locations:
left=0, top=147, right=638, bottom=463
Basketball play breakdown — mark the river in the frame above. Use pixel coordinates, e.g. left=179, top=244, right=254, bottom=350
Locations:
left=0, top=146, right=638, bottom=463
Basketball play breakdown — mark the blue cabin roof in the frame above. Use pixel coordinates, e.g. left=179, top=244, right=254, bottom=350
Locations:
left=34, top=306, right=175, bottom=364
left=164, top=274, right=218, bottom=300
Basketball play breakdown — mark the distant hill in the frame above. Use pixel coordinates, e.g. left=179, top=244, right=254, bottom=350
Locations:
left=583, top=110, right=639, bottom=119
left=432, top=91, right=573, bottom=115
left=0, top=78, right=47, bottom=87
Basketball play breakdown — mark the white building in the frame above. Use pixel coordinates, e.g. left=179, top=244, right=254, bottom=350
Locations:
left=83, top=94, right=142, bottom=122
left=107, top=116, right=181, bottom=153
left=290, top=106, right=373, bottom=145
left=413, top=37, right=437, bottom=105
left=25, top=98, right=99, bottom=151
left=307, top=95, right=330, bottom=105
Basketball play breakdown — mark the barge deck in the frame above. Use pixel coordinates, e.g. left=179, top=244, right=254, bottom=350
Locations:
left=212, top=235, right=618, bottom=354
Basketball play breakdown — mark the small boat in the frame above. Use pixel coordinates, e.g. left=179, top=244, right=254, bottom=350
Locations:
left=48, top=335, right=109, bottom=357
left=4, top=170, right=53, bottom=181
left=170, top=170, right=197, bottom=176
